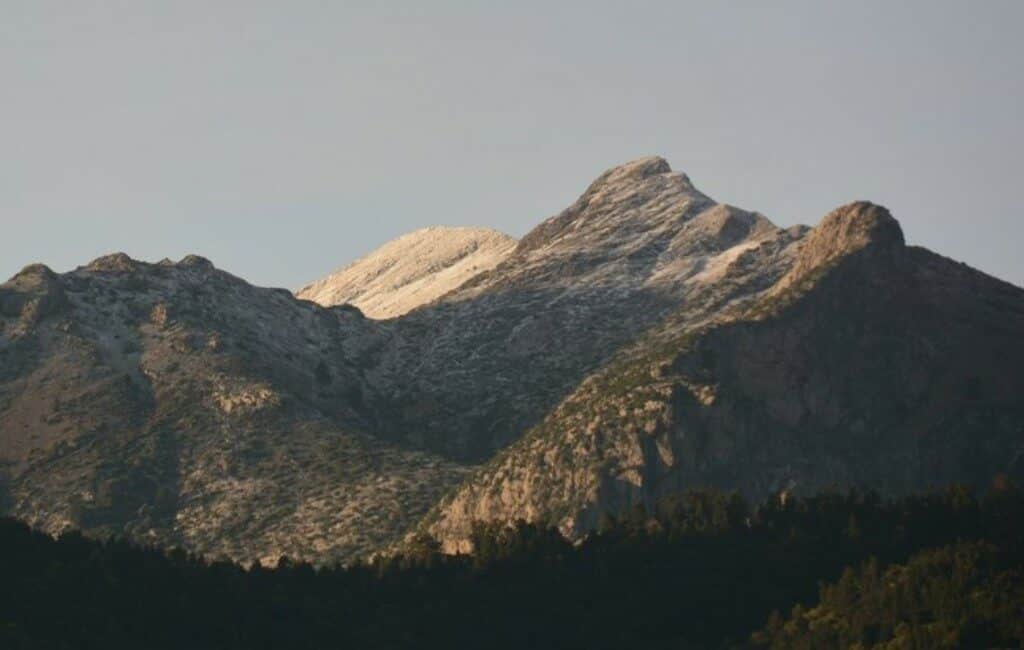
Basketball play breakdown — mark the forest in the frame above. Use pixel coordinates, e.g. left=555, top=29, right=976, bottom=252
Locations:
left=2, top=481, right=1022, bottom=649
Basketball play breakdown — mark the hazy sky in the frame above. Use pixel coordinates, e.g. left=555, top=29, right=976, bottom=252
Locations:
left=3, top=1, right=1022, bottom=289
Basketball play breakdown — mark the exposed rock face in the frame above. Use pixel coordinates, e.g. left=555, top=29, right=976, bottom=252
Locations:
left=421, top=199, right=1024, bottom=552
left=771, top=201, right=904, bottom=295
left=3, top=156, right=1023, bottom=563
left=296, top=227, right=516, bottom=318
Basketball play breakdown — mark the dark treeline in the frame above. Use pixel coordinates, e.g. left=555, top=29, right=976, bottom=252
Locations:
left=2, top=482, right=1023, bottom=649
left=754, top=540, right=1024, bottom=648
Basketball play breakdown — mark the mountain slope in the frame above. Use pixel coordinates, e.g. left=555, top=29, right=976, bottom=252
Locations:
left=296, top=227, right=516, bottom=318
left=421, top=202, right=1024, bottom=551
left=0, top=255, right=465, bottom=564
left=371, top=157, right=803, bottom=461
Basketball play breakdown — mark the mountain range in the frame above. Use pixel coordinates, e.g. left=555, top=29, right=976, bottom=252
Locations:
left=2, top=156, right=1022, bottom=563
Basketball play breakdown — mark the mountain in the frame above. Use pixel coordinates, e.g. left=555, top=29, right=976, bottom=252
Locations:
left=420, top=201, right=1024, bottom=551
left=2, top=156, right=1022, bottom=563
left=0, top=254, right=464, bottom=564
left=296, top=227, right=516, bottom=318
left=369, top=156, right=801, bottom=461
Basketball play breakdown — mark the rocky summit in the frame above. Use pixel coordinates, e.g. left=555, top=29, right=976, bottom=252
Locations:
left=2, top=156, right=1022, bottom=563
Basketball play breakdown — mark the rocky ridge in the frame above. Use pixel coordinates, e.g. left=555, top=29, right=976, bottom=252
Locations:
left=420, top=202, right=1024, bottom=551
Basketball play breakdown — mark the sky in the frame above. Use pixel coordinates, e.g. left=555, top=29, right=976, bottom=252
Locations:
left=2, top=1, right=1022, bottom=289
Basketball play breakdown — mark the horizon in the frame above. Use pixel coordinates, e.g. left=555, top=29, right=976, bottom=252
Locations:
left=3, top=2, right=1023, bottom=289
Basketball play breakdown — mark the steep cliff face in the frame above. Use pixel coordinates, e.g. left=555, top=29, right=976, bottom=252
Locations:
left=296, top=227, right=516, bottom=319
left=422, top=201, right=1024, bottom=551
left=0, top=255, right=464, bottom=565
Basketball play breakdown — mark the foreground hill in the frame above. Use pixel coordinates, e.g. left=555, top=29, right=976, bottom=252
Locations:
left=296, top=227, right=516, bottom=318
left=2, top=156, right=1023, bottom=563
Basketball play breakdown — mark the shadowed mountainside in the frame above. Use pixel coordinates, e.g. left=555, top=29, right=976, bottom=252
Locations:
left=421, top=202, right=1024, bottom=551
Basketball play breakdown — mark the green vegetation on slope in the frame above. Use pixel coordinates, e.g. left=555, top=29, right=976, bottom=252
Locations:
left=754, top=540, right=1024, bottom=649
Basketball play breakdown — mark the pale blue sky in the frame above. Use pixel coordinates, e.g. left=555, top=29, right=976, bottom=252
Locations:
left=3, top=1, right=1022, bottom=288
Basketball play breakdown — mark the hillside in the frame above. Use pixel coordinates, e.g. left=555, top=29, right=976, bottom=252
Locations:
left=371, top=157, right=801, bottom=461
left=421, top=201, right=1024, bottom=551
left=296, top=227, right=516, bottom=318
left=0, top=255, right=464, bottom=564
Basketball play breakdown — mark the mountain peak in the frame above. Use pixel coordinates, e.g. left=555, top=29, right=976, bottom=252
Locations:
left=1, top=263, right=67, bottom=323
left=296, top=226, right=517, bottom=318
left=606, top=155, right=672, bottom=179
left=8, top=263, right=58, bottom=284
left=818, top=201, right=903, bottom=247
left=581, top=156, right=693, bottom=196
left=773, top=201, right=904, bottom=295
left=178, top=254, right=217, bottom=271
left=84, top=252, right=140, bottom=273
left=514, top=156, right=707, bottom=257
left=801, top=201, right=904, bottom=265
